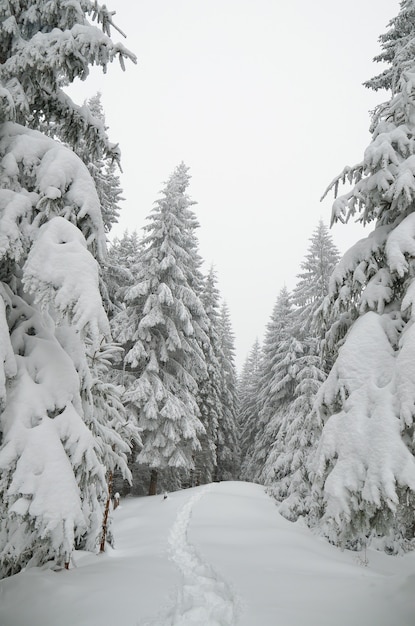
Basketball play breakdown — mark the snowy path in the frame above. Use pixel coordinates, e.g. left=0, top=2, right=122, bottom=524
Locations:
left=1, top=482, right=415, bottom=626
left=167, top=486, right=238, bottom=626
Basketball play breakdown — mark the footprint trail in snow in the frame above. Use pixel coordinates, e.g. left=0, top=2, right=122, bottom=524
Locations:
left=168, top=486, right=238, bottom=626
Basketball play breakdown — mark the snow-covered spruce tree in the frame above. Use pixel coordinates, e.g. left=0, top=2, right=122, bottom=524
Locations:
left=312, top=3, right=415, bottom=551
left=177, top=191, right=216, bottom=488
left=109, top=230, right=143, bottom=277
left=215, top=302, right=240, bottom=481
left=0, top=2, right=136, bottom=576
left=270, top=346, right=326, bottom=518
left=112, top=164, right=208, bottom=495
left=270, top=221, right=339, bottom=519
left=238, top=339, right=262, bottom=481
left=245, top=287, right=293, bottom=483
left=194, top=267, right=223, bottom=485
left=105, top=230, right=146, bottom=495
left=294, top=220, right=340, bottom=358
left=106, top=230, right=143, bottom=318
left=259, top=310, right=304, bottom=490
left=364, top=0, right=415, bottom=95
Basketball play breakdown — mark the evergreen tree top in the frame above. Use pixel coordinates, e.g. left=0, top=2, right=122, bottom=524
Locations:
left=365, top=0, right=415, bottom=94
left=263, top=288, right=292, bottom=349
left=219, top=301, right=236, bottom=364
left=202, top=267, right=221, bottom=321
left=322, top=44, right=415, bottom=228
left=163, top=162, right=194, bottom=196
left=293, top=220, right=340, bottom=337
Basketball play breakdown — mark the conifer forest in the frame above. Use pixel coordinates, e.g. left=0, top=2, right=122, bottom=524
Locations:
left=1, top=2, right=415, bottom=625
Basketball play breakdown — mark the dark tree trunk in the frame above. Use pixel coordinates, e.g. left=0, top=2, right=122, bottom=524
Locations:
left=100, top=470, right=113, bottom=553
left=148, top=469, right=158, bottom=496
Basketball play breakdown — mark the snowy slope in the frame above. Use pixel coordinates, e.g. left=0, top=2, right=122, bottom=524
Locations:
left=0, top=481, right=414, bottom=626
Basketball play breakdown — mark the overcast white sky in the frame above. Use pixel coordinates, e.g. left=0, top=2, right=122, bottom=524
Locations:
left=70, top=0, right=400, bottom=368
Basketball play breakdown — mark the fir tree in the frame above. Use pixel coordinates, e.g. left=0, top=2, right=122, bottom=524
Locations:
left=314, top=2, right=415, bottom=551
left=106, top=230, right=142, bottom=317
left=0, top=1, right=136, bottom=576
left=269, top=221, right=339, bottom=518
left=112, top=164, right=208, bottom=495
left=239, top=339, right=262, bottom=481
left=293, top=220, right=340, bottom=356
left=259, top=316, right=303, bottom=489
left=271, top=347, right=326, bottom=518
left=216, top=302, right=240, bottom=481
left=364, top=0, right=415, bottom=94
left=194, top=267, right=223, bottom=485
left=247, top=288, right=293, bottom=483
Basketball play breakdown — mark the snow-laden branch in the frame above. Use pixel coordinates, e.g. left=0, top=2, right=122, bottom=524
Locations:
left=0, top=122, right=106, bottom=260
left=23, top=217, right=110, bottom=342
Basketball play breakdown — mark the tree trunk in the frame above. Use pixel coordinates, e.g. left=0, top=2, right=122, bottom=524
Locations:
left=100, top=470, right=113, bottom=553
left=148, top=469, right=158, bottom=496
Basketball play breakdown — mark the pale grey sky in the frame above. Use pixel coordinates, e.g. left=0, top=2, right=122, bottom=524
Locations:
left=70, top=0, right=400, bottom=367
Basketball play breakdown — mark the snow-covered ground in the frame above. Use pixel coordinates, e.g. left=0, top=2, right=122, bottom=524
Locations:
left=1, top=481, right=415, bottom=626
